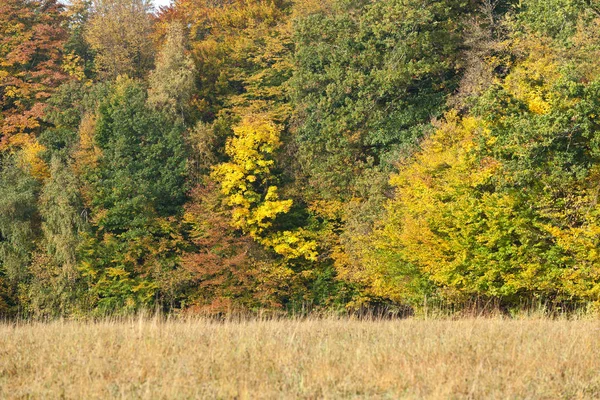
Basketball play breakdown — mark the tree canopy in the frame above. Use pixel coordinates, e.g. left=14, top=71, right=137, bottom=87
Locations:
left=2, top=0, right=600, bottom=318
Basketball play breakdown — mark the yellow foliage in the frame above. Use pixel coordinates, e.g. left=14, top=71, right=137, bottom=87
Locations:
left=213, top=115, right=316, bottom=261
left=366, top=112, right=502, bottom=302
left=180, top=0, right=293, bottom=121
left=502, top=37, right=560, bottom=115
left=84, top=0, right=154, bottom=79
left=213, top=116, right=287, bottom=234
left=307, top=200, right=345, bottom=220
left=262, top=230, right=318, bottom=262
left=19, top=138, right=49, bottom=180
left=541, top=178, right=600, bottom=301
left=73, top=113, right=100, bottom=174
left=62, top=52, right=86, bottom=81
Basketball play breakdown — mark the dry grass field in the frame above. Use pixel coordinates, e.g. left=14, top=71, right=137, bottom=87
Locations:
left=1, top=316, right=600, bottom=399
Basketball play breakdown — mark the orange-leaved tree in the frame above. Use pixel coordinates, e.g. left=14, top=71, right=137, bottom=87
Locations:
left=0, top=0, right=69, bottom=149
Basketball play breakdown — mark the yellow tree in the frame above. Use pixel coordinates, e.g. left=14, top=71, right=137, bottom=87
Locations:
left=85, top=0, right=154, bottom=79
left=212, top=114, right=317, bottom=262
left=148, top=22, right=196, bottom=120
left=173, top=0, right=294, bottom=121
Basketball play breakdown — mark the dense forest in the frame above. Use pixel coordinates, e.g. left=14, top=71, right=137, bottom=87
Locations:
left=2, top=0, right=600, bottom=318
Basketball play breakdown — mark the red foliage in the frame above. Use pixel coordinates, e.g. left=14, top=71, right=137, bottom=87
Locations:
left=182, top=182, right=267, bottom=313
left=0, top=0, right=70, bottom=148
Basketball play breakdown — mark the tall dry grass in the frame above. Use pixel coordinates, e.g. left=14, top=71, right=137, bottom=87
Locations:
left=1, top=316, right=600, bottom=399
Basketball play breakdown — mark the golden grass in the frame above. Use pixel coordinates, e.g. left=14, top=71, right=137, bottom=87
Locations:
left=1, top=317, right=600, bottom=399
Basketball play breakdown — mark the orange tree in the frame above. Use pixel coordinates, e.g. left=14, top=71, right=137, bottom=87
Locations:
left=0, top=0, right=70, bottom=149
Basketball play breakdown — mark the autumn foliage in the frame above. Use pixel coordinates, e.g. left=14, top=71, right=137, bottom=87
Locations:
left=0, top=0, right=69, bottom=148
left=3, top=0, right=600, bottom=318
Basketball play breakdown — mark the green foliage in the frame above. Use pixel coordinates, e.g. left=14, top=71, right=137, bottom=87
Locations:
left=16, top=157, right=90, bottom=318
left=40, top=157, right=86, bottom=273
left=5, top=0, right=600, bottom=318
left=79, top=217, right=189, bottom=314
left=0, top=157, right=40, bottom=316
left=81, top=77, right=189, bottom=313
left=91, top=77, right=187, bottom=230
left=290, top=0, right=469, bottom=199
left=0, top=157, right=40, bottom=285
left=516, top=0, right=591, bottom=39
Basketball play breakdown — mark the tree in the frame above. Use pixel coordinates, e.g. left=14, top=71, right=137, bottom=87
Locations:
left=290, top=0, right=470, bottom=201
left=212, top=114, right=317, bottom=262
left=91, top=77, right=187, bottom=230
left=517, top=0, right=590, bottom=40
left=176, top=0, right=295, bottom=122
left=85, top=0, right=154, bottom=79
left=20, top=157, right=90, bottom=318
left=369, top=24, right=600, bottom=310
left=211, top=114, right=339, bottom=310
left=64, top=0, right=96, bottom=80
left=81, top=77, right=189, bottom=313
left=181, top=183, right=272, bottom=313
left=148, top=21, right=196, bottom=121
left=0, top=0, right=69, bottom=149
left=0, top=156, right=40, bottom=315
left=40, top=157, right=86, bottom=275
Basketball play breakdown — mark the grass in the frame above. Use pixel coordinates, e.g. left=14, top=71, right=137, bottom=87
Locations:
left=1, top=316, right=600, bottom=399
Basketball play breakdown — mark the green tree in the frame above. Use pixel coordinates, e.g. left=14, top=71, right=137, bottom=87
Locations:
left=20, top=157, right=90, bottom=318
left=0, top=156, right=40, bottom=316
left=291, top=0, right=470, bottom=200
left=91, top=78, right=187, bottom=229
left=40, top=157, right=86, bottom=276
left=81, top=77, right=189, bottom=313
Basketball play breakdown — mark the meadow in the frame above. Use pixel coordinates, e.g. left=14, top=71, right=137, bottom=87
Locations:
left=1, top=316, right=600, bottom=399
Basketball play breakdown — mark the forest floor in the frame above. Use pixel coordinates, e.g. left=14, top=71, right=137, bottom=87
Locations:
left=1, top=316, right=600, bottom=399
